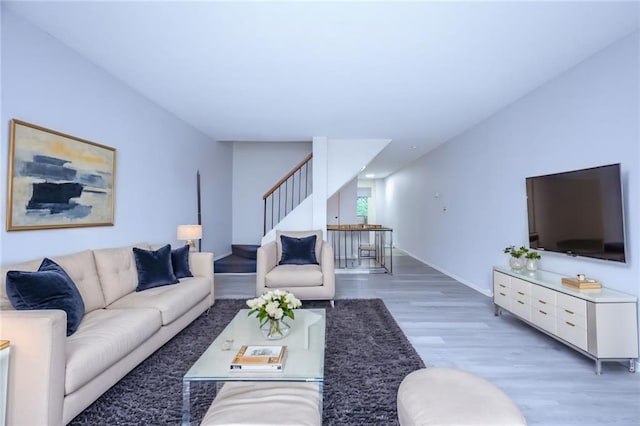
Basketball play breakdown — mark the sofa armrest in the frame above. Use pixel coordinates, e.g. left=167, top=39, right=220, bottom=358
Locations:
left=320, top=242, right=336, bottom=298
left=189, top=251, right=214, bottom=305
left=256, top=242, right=277, bottom=296
left=0, top=310, right=66, bottom=426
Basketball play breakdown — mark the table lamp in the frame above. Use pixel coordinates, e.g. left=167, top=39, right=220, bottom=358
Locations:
left=177, top=225, right=202, bottom=251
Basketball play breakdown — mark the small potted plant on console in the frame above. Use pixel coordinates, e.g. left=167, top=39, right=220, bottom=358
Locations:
left=503, top=245, right=528, bottom=270
left=525, top=251, right=541, bottom=271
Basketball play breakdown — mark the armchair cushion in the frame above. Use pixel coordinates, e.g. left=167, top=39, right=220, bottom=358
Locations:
left=279, top=235, right=319, bottom=265
left=276, top=230, right=323, bottom=263
left=265, top=264, right=324, bottom=288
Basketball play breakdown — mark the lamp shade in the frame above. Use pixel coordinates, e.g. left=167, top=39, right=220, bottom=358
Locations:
left=177, top=225, right=202, bottom=241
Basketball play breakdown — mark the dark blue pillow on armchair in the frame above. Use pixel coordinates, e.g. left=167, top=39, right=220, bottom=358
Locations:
left=133, top=244, right=179, bottom=291
left=279, top=235, right=319, bottom=265
left=171, top=245, right=193, bottom=279
left=6, top=258, right=85, bottom=336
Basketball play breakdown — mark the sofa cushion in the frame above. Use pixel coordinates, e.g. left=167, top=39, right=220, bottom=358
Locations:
left=171, top=245, right=193, bottom=279
left=279, top=235, right=319, bottom=265
left=265, top=264, right=323, bottom=288
left=65, top=307, right=161, bottom=395
left=1, top=251, right=105, bottom=314
left=93, top=243, right=150, bottom=305
left=0, top=258, right=41, bottom=310
left=133, top=244, right=179, bottom=291
left=6, top=258, right=85, bottom=336
left=51, top=250, right=105, bottom=313
left=107, top=276, right=210, bottom=325
left=276, top=230, right=322, bottom=264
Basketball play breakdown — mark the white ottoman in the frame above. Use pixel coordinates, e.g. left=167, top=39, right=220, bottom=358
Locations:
left=200, top=382, right=321, bottom=426
left=397, top=367, right=527, bottom=426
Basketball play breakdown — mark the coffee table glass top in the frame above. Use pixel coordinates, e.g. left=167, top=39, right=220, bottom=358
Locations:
left=184, top=308, right=326, bottom=382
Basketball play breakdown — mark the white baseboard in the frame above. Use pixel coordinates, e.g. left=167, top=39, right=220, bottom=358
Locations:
left=400, top=248, right=492, bottom=298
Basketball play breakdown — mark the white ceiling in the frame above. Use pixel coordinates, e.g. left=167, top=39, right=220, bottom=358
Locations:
left=5, top=1, right=639, bottom=178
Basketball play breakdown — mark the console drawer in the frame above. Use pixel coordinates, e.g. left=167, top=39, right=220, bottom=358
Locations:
left=557, top=319, right=587, bottom=351
left=532, top=307, right=556, bottom=334
left=510, top=278, right=531, bottom=297
left=511, top=297, right=531, bottom=320
left=557, top=293, right=587, bottom=317
left=532, top=285, right=556, bottom=309
left=494, top=288, right=511, bottom=310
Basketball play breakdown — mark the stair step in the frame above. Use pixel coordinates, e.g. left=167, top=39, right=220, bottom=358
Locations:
left=214, top=254, right=256, bottom=274
left=231, top=244, right=259, bottom=260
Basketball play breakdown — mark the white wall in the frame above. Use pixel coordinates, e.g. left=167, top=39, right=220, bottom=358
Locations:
left=384, top=32, right=639, bottom=299
left=326, top=177, right=358, bottom=226
left=231, top=141, right=311, bottom=245
left=0, top=8, right=233, bottom=263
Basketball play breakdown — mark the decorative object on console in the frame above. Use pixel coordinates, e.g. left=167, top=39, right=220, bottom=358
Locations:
left=177, top=224, right=202, bottom=251
left=561, top=277, right=602, bottom=289
left=525, top=251, right=541, bottom=271
left=7, top=119, right=116, bottom=231
left=247, top=290, right=301, bottom=340
left=503, top=245, right=528, bottom=270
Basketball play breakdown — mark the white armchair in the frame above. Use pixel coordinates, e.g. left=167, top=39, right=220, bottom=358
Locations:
left=256, top=230, right=335, bottom=304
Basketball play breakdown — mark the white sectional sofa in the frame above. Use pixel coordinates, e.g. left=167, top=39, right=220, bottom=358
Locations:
left=0, top=242, right=214, bottom=425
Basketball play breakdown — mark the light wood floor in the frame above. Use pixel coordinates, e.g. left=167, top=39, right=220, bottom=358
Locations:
left=215, top=252, right=640, bottom=425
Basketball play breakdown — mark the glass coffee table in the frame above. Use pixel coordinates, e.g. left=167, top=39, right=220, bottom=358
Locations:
left=182, top=308, right=326, bottom=425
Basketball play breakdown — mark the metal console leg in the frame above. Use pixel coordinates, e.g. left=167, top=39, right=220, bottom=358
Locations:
left=595, top=359, right=602, bottom=375
left=629, top=359, right=636, bottom=373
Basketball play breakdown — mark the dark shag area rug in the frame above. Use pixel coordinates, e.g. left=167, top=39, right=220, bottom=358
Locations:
left=69, top=299, right=425, bottom=425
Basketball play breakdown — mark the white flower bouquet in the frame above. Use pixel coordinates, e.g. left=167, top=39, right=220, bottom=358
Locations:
left=247, top=290, right=302, bottom=338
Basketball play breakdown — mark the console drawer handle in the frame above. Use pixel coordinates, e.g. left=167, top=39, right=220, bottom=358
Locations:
left=539, top=310, right=547, bottom=315
left=566, top=321, right=575, bottom=327
left=538, top=300, right=546, bottom=304
left=499, top=284, right=506, bottom=288
left=517, top=300, right=525, bottom=305
left=565, top=309, right=574, bottom=315
left=517, top=291, right=525, bottom=296
left=499, top=292, right=506, bottom=297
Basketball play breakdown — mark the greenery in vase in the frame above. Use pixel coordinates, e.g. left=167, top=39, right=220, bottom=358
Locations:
left=525, top=251, right=541, bottom=260
left=247, top=289, right=302, bottom=326
left=503, top=245, right=529, bottom=258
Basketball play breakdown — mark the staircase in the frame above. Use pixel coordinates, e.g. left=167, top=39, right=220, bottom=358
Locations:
left=214, top=244, right=258, bottom=274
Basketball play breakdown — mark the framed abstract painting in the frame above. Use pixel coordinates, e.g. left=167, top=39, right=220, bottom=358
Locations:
left=7, top=119, right=116, bottom=231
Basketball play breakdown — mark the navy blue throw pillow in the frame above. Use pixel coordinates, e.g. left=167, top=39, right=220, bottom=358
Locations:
left=6, top=258, right=85, bottom=336
left=171, top=245, right=193, bottom=279
left=133, top=244, right=178, bottom=291
left=279, top=235, right=319, bottom=265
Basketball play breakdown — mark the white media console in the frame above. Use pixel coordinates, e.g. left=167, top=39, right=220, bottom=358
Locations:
left=493, top=266, right=638, bottom=374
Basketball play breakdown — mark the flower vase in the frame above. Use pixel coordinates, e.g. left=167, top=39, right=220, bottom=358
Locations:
left=509, top=257, right=524, bottom=270
left=526, top=259, right=538, bottom=271
left=260, top=318, right=291, bottom=340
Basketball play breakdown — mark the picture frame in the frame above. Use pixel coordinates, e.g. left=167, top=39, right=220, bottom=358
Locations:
left=7, top=119, right=116, bottom=231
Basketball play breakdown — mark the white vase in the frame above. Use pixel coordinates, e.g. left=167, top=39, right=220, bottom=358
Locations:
left=509, top=257, right=524, bottom=270
left=526, top=259, right=538, bottom=271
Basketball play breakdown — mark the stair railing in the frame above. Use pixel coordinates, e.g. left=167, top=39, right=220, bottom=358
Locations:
left=263, top=153, right=313, bottom=235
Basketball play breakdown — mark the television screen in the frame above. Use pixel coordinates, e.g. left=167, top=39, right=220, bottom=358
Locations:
left=526, top=163, right=626, bottom=263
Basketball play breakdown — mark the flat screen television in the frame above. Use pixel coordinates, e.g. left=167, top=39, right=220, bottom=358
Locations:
left=526, top=163, right=626, bottom=263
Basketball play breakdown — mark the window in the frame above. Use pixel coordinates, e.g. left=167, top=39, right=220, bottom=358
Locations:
left=356, top=196, right=368, bottom=217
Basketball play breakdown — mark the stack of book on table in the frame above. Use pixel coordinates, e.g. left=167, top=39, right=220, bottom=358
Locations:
left=229, top=345, right=287, bottom=371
